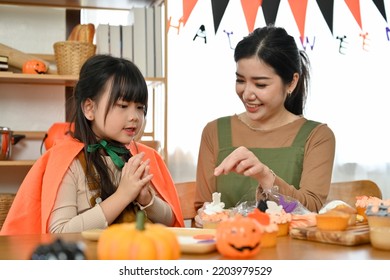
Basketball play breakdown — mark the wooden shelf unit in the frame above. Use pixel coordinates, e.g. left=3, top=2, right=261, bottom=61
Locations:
left=0, top=0, right=168, bottom=175
left=0, top=160, right=35, bottom=167
left=0, top=72, right=77, bottom=86
left=0, top=72, right=164, bottom=87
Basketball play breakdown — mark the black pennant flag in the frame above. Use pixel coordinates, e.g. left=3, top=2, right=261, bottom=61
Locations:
left=372, top=0, right=387, bottom=22
left=262, top=0, right=281, bottom=25
left=316, top=0, right=334, bottom=35
left=211, top=0, right=230, bottom=34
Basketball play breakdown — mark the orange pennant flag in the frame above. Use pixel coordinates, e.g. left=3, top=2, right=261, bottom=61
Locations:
left=241, top=0, right=263, bottom=33
left=344, top=0, right=362, bottom=29
left=288, top=0, right=308, bottom=43
left=182, top=0, right=199, bottom=26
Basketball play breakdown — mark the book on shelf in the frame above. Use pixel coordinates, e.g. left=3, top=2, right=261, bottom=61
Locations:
left=109, top=25, right=122, bottom=58
left=94, top=6, right=163, bottom=78
left=96, top=24, right=110, bottom=55
left=122, top=25, right=133, bottom=62
left=133, top=7, right=147, bottom=77
left=146, top=7, right=155, bottom=78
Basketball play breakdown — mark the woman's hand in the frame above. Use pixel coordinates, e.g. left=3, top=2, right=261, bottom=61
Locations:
left=214, top=146, right=275, bottom=190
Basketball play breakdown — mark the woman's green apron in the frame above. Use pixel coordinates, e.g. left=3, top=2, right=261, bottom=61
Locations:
left=216, top=116, right=319, bottom=208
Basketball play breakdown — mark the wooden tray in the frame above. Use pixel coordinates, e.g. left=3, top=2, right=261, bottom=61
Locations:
left=290, top=223, right=370, bottom=246
left=81, top=227, right=217, bottom=254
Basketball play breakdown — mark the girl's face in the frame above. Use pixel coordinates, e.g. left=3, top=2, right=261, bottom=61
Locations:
left=84, top=82, right=145, bottom=144
left=235, top=56, right=293, bottom=124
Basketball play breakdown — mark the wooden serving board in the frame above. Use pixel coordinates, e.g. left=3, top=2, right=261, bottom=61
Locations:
left=290, top=223, right=370, bottom=246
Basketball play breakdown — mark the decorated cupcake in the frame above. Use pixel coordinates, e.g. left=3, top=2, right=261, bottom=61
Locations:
left=247, top=208, right=279, bottom=248
left=366, top=203, right=390, bottom=250
left=316, top=200, right=358, bottom=231
left=265, top=201, right=292, bottom=236
left=316, top=210, right=351, bottom=231
left=200, top=192, right=231, bottom=229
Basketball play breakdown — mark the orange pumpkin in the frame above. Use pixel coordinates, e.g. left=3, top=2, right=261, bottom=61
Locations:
left=97, top=211, right=181, bottom=260
left=216, top=214, right=263, bottom=259
left=22, top=59, right=47, bottom=74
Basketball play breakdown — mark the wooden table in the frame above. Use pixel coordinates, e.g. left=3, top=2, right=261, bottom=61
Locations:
left=0, top=232, right=389, bottom=260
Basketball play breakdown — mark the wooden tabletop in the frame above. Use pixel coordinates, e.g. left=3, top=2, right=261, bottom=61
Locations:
left=0, top=231, right=389, bottom=260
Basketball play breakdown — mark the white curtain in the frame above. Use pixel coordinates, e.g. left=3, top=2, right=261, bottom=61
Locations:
left=166, top=0, right=390, bottom=199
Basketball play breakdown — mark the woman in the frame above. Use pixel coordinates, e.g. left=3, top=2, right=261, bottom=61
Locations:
left=195, top=25, right=335, bottom=214
left=1, top=55, right=184, bottom=235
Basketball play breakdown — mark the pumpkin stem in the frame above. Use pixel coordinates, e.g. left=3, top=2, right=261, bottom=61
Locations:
left=136, top=210, right=146, bottom=231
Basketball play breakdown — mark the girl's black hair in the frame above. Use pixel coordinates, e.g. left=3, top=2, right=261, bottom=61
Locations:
left=68, top=54, right=148, bottom=202
left=234, top=25, right=310, bottom=115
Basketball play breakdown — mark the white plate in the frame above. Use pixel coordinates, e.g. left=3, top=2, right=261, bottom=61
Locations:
left=167, top=227, right=216, bottom=254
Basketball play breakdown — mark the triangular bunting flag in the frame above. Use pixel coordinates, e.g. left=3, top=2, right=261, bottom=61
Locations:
left=241, top=0, right=263, bottom=33
left=316, top=0, right=334, bottom=35
left=372, top=0, right=387, bottom=22
left=262, top=0, right=281, bottom=25
left=211, top=0, right=230, bottom=34
left=288, top=0, right=309, bottom=43
left=344, top=0, right=362, bottom=29
left=182, top=0, right=199, bottom=26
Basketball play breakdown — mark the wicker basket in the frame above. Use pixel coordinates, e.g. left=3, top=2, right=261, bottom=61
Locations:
left=0, top=193, right=15, bottom=230
left=53, top=41, right=96, bottom=75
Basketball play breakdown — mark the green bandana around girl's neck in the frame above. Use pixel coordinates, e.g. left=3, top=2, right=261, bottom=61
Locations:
left=87, top=139, right=130, bottom=169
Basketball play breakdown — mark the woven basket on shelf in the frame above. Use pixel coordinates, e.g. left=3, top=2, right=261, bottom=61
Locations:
left=0, top=193, right=15, bottom=230
left=53, top=41, right=96, bottom=75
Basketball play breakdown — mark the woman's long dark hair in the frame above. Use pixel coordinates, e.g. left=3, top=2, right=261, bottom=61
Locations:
left=69, top=54, right=148, bottom=202
left=234, top=25, right=310, bottom=115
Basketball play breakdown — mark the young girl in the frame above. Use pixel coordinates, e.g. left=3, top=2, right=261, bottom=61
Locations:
left=1, top=55, right=184, bottom=235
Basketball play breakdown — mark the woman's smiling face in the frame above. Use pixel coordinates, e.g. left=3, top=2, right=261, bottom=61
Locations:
left=235, top=56, right=289, bottom=123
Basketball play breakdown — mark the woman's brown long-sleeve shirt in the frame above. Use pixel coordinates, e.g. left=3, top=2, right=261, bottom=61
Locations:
left=195, top=115, right=336, bottom=213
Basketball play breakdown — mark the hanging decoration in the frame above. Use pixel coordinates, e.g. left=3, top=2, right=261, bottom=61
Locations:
left=182, top=0, right=199, bottom=26
left=288, top=0, right=309, bottom=43
left=316, top=0, right=334, bottom=35
left=211, top=0, right=230, bottom=34
left=344, top=0, right=362, bottom=30
left=241, top=0, right=263, bottom=33
left=261, top=0, right=281, bottom=26
left=177, top=0, right=388, bottom=39
left=372, top=0, right=387, bottom=22
left=193, top=24, right=207, bottom=43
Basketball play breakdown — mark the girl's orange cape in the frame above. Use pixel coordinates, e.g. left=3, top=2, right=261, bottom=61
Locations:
left=0, top=138, right=184, bottom=235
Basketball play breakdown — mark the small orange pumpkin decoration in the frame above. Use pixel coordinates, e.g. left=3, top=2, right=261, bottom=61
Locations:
left=97, top=211, right=181, bottom=260
left=22, top=59, right=47, bottom=74
left=216, top=214, right=263, bottom=259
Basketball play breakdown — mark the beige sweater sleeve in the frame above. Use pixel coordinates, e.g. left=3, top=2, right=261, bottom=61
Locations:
left=49, top=159, right=108, bottom=233
left=49, top=158, right=174, bottom=233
